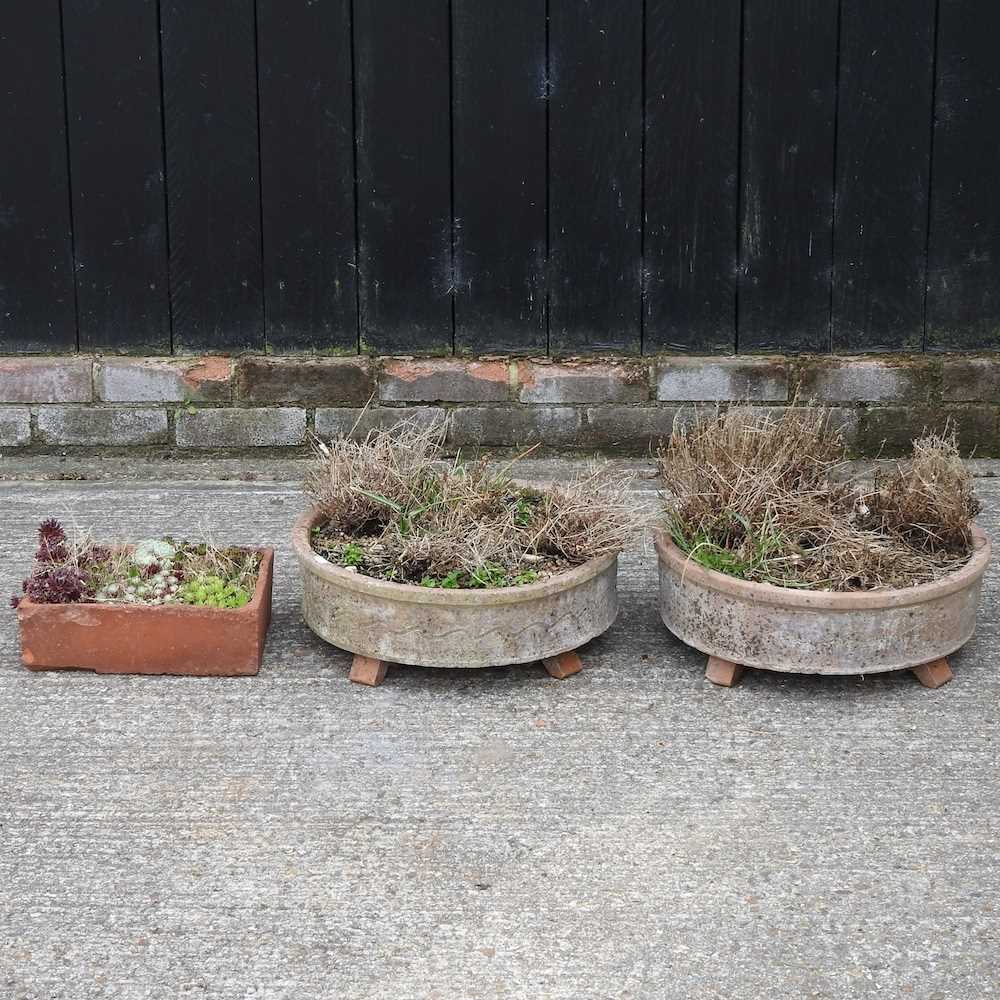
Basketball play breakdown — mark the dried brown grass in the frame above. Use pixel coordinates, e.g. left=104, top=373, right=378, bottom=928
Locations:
left=659, top=407, right=979, bottom=591
left=873, top=430, right=980, bottom=553
left=306, top=416, right=645, bottom=586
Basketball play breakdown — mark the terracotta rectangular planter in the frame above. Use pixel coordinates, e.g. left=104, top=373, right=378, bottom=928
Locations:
left=16, top=549, right=274, bottom=677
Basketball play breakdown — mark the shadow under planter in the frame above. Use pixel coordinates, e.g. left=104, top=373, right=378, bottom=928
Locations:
left=292, top=508, right=617, bottom=686
left=16, top=549, right=274, bottom=677
left=654, top=527, right=991, bottom=690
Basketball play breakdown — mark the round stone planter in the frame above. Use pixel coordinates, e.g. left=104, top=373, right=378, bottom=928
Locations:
left=293, top=507, right=619, bottom=685
left=654, top=525, right=991, bottom=689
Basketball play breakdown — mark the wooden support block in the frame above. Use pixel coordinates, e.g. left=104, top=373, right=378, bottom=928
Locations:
left=912, top=658, right=954, bottom=689
left=349, top=655, right=388, bottom=687
left=542, top=650, right=583, bottom=679
left=705, top=656, right=745, bottom=687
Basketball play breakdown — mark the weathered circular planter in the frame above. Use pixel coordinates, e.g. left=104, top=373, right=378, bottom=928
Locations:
left=293, top=507, right=619, bottom=685
left=654, top=525, right=990, bottom=689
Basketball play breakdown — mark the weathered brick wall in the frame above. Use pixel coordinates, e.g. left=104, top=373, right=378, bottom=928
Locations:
left=0, top=354, right=997, bottom=456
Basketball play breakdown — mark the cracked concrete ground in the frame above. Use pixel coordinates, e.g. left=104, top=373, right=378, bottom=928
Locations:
left=1, top=463, right=998, bottom=1000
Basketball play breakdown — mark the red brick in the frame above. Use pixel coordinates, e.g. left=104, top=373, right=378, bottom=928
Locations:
left=380, top=359, right=510, bottom=402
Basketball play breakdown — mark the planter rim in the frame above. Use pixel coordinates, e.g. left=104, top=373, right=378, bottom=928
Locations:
left=293, top=506, right=618, bottom=607
left=653, top=524, right=990, bottom=611
left=16, top=547, right=275, bottom=618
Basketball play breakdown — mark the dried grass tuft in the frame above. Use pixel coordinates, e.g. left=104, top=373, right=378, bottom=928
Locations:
left=659, top=407, right=979, bottom=591
left=873, top=430, right=980, bottom=553
left=306, top=417, right=645, bottom=586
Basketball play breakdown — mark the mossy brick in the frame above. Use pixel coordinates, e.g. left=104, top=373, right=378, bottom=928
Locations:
left=380, top=359, right=510, bottom=402
left=96, top=357, right=232, bottom=402
left=858, top=406, right=998, bottom=457
left=175, top=408, right=306, bottom=448
left=941, top=357, right=1000, bottom=402
left=0, top=356, right=92, bottom=403
left=315, top=406, right=447, bottom=440
left=798, top=359, right=934, bottom=403
left=35, top=407, right=168, bottom=445
left=517, top=360, right=648, bottom=403
left=755, top=406, right=860, bottom=449
left=581, top=406, right=692, bottom=453
left=447, top=406, right=581, bottom=448
left=236, top=357, right=375, bottom=405
left=654, top=357, right=788, bottom=402
left=0, top=407, right=30, bottom=446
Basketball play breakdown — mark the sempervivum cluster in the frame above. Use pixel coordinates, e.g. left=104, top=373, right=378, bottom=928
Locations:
left=11, top=520, right=85, bottom=607
left=91, top=539, right=183, bottom=605
left=36, top=518, right=69, bottom=562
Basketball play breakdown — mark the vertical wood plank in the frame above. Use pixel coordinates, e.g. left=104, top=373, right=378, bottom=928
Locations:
left=63, top=0, right=169, bottom=353
left=161, top=0, right=263, bottom=352
left=739, top=0, right=839, bottom=352
left=832, top=0, right=935, bottom=353
left=549, top=0, right=643, bottom=354
left=353, top=0, right=452, bottom=355
left=452, top=0, right=546, bottom=355
left=257, top=0, right=357, bottom=353
left=926, top=0, right=1000, bottom=351
left=644, top=0, right=741, bottom=354
left=0, top=3, right=76, bottom=352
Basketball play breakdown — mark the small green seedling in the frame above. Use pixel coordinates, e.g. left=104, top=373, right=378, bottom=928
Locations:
left=340, top=542, right=364, bottom=568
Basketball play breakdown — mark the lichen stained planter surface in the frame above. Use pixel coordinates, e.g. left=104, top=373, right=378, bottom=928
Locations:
left=293, top=507, right=619, bottom=671
left=654, top=526, right=990, bottom=681
left=16, top=549, right=274, bottom=677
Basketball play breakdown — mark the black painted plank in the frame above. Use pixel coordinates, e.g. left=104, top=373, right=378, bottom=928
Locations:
left=738, top=0, right=839, bottom=353
left=926, top=0, right=1000, bottom=351
left=0, top=4, right=75, bottom=352
left=257, top=0, right=356, bottom=354
left=353, top=0, right=452, bottom=355
left=644, top=0, right=741, bottom=354
left=549, top=0, right=643, bottom=354
left=160, top=0, right=262, bottom=352
left=832, top=0, right=935, bottom=353
left=63, top=0, right=169, bottom=353
left=452, top=0, right=546, bottom=355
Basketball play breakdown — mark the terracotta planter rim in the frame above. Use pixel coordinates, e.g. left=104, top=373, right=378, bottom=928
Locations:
left=17, top=546, right=275, bottom=617
left=653, top=524, right=990, bottom=612
left=292, top=506, right=618, bottom=607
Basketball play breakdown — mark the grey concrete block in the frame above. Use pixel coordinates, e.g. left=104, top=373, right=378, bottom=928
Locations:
left=583, top=406, right=693, bottom=453
left=655, top=357, right=788, bottom=402
left=942, top=358, right=1000, bottom=402
left=755, top=406, right=861, bottom=447
left=35, top=407, right=168, bottom=445
left=859, top=405, right=997, bottom=458
left=447, top=406, right=582, bottom=448
left=0, top=356, right=92, bottom=403
left=315, top=406, right=447, bottom=439
left=175, top=408, right=307, bottom=448
left=0, top=406, right=30, bottom=447
left=518, top=361, right=648, bottom=404
left=96, top=357, right=232, bottom=402
left=799, top=359, right=932, bottom=403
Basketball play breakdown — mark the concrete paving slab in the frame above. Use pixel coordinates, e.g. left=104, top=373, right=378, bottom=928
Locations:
left=1, top=473, right=998, bottom=999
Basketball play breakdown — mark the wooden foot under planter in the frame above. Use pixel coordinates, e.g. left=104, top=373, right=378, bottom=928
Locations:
left=349, top=649, right=585, bottom=687
left=654, top=526, right=990, bottom=690
left=16, top=549, right=274, bottom=677
left=293, top=507, right=618, bottom=686
left=703, top=655, right=954, bottom=688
